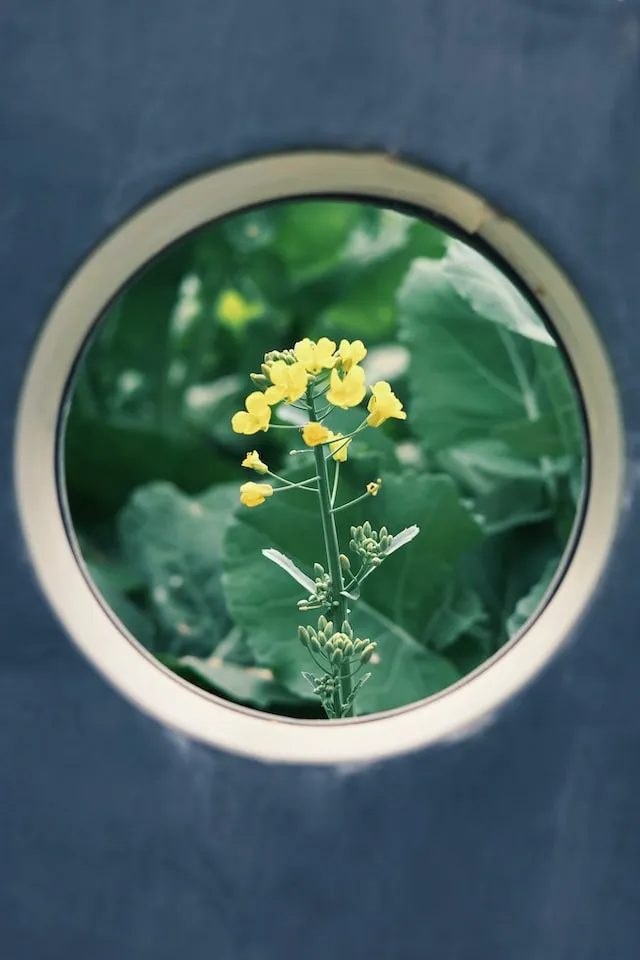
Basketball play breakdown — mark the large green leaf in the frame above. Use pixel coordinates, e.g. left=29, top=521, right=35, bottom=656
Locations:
left=423, top=583, right=487, bottom=654
left=398, top=241, right=583, bottom=457
left=437, top=241, right=553, bottom=344
left=435, top=439, right=553, bottom=533
left=222, top=471, right=483, bottom=713
left=357, top=474, right=485, bottom=642
left=117, top=481, right=239, bottom=656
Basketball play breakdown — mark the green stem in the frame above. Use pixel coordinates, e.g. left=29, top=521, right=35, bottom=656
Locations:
left=332, top=491, right=372, bottom=514
left=268, top=472, right=319, bottom=491
left=332, top=682, right=342, bottom=719
left=307, top=386, right=353, bottom=717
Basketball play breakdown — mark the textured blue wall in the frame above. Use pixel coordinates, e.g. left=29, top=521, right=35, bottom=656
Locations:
left=1, top=2, right=640, bottom=957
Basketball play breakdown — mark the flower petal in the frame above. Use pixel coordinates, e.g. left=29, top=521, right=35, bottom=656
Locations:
left=245, top=391, right=269, bottom=415
left=232, top=411, right=259, bottom=434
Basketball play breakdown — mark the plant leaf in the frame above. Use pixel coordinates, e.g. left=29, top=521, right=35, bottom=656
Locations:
left=439, top=240, right=554, bottom=344
left=222, top=471, right=483, bottom=714
left=158, top=653, right=310, bottom=710
left=425, top=584, right=488, bottom=653
left=385, top=524, right=420, bottom=556
left=506, top=556, right=560, bottom=636
left=262, top=549, right=316, bottom=592
left=85, top=560, right=155, bottom=650
left=398, top=246, right=582, bottom=458
left=118, top=481, right=238, bottom=656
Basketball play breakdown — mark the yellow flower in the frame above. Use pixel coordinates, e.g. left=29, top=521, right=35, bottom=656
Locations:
left=338, top=339, right=367, bottom=371
left=240, top=481, right=274, bottom=507
left=241, top=450, right=269, bottom=474
left=294, top=337, right=337, bottom=374
left=302, top=422, right=331, bottom=447
left=264, top=360, right=308, bottom=404
left=367, top=478, right=383, bottom=496
left=217, top=289, right=262, bottom=327
left=231, top=392, right=272, bottom=434
left=327, top=430, right=351, bottom=462
left=367, top=381, right=407, bottom=427
left=327, top=365, right=366, bottom=409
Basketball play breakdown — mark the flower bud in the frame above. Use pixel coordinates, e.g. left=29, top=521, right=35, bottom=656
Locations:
left=343, top=640, right=353, bottom=657
left=353, top=639, right=366, bottom=654
left=298, top=626, right=310, bottom=647
left=318, top=615, right=327, bottom=631
left=332, top=648, right=343, bottom=665
left=342, top=621, right=353, bottom=638
left=360, top=642, right=376, bottom=664
left=250, top=373, right=270, bottom=387
left=350, top=526, right=357, bottom=539
left=325, top=621, right=334, bottom=636
left=317, top=630, right=327, bottom=646
left=380, top=526, right=388, bottom=539
left=310, top=637, right=322, bottom=655
left=363, top=521, right=372, bottom=538
left=339, top=554, right=351, bottom=571
left=314, top=563, right=325, bottom=578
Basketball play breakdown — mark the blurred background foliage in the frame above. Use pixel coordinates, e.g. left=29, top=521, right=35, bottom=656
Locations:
left=64, top=200, right=585, bottom=718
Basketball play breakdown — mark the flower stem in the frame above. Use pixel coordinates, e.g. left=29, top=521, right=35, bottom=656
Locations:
left=331, top=491, right=372, bottom=514
left=268, top=472, right=319, bottom=491
left=307, top=385, right=353, bottom=717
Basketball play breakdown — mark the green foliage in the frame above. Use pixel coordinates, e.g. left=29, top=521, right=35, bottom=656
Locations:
left=223, top=471, right=471, bottom=713
left=117, top=481, right=238, bottom=656
left=64, top=200, right=585, bottom=718
left=398, top=242, right=582, bottom=454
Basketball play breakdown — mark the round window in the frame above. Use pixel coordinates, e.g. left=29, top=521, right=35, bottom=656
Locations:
left=15, top=154, right=622, bottom=761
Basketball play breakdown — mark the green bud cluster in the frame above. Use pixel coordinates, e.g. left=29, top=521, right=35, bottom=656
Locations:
left=310, top=674, right=337, bottom=697
left=348, top=522, right=393, bottom=566
left=298, top=614, right=376, bottom=666
left=297, top=564, right=333, bottom=611
left=263, top=348, right=296, bottom=365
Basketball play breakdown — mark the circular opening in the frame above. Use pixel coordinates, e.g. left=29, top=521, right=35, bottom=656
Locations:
left=63, top=195, right=587, bottom=722
left=15, top=153, right=624, bottom=762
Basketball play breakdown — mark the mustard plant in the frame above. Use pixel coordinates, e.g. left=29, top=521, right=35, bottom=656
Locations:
left=231, top=337, right=419, bottom=718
